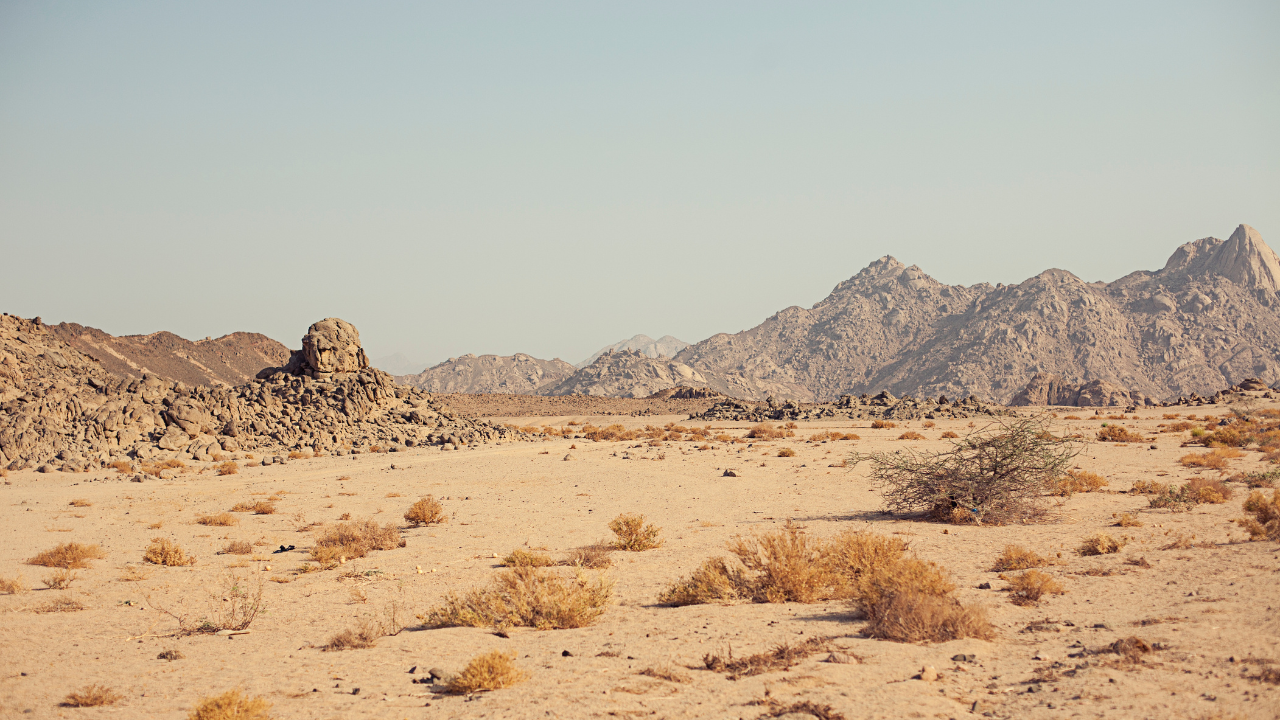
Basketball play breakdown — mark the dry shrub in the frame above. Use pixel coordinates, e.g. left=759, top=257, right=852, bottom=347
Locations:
left=990, top=544, right=1050, bottom=571
left=859, top=416, right=1080, bottom=525
left=563, top=544, right=613, bottom=569
left=1131, top=479, right=1166, bottom=494
left=638, top=665, right=691, bottom=683
left=287, top=450, right=310, bottom=460
left=216, top=461, right=238, bottom=476
left=726, top=525, right=837, bottom=603
left=940, top=431, right=959, bottom=439
left=0, top=574, right=30, bottom=594
left=1233, top=469, right=1279, bottom=488
left=27, top=542, right=106, bottom=569
left=1235, top=489, right=1280, bottom=541
left=746, top=423, right=792, bottom=440
left=404, top=496, right=447, bottom=526
left=861, top=592, right=994, bottom=644
left=870, top=420, right=897, bottom=429
left=61, top=685, right=122, bottom=707
left=1097, top=425, right=1144, bottom=442
left=322, top=619, right=384, bottom=651
left=36, top=597, right=86, bottom=613
left=230, top=501, right=274, bottom=514
left=43, top=569, right=77, bottom=589
left=221, top=541, right=253, bottom=555
left=777, top=447, right=796, bottom=457
left=119, top=566, right=151, bottom=582
left=1187, top=477, right=1233, bottom=503
left=1005, top=570, right=1065, bottom=605
left=144, top=538, right=196, bottom=566
left=1114, top=513, right=1144, bottom=527
left=658, top=557, right=749, bottom=606
left=198, top=512, right=238, bottom=527
left=808, top=430, right=860, bottom=441
left=188, top=689, right=273, bottom=720
left=446, top=651, right=527, bottom=694
left=702, top=636, right=834, bottom=679
left=108, top=459, right=133, bottom=473
left=1063, top=415, right=1082, bottom=420
left=898, top=431, right=926, bottom=441
left=311, top=519, right=404, bottom=566
left=754, top=699, right=847, bottom=720
left=1078, top=532, right=1125, bottom=556
left=69, top=498, right=92, bottom=507
left=425, top=566, right=612, bottom=631
left=1107, top=636, right=1152, bottom=662
left=609, top=513, right=662, bottom=551
left=1181, top=448, right=1243, bottom=470
left=922, top=421, right=936, bottom=428
left=500, top=549, right=555, bottom=567
left=1052, top=470, right=1109, bottom=496
left=140, top=458, right=186, bottom=477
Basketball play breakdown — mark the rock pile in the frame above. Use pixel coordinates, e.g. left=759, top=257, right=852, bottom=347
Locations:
left=1010, top=373, right=1154, bottom=407
left=696, top=390, right=1013, bottom=422
left=0, top=315, right=517, bottom=472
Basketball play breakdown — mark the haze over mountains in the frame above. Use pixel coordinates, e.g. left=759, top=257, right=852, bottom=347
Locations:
left=575, top=334, right=691, bottom=369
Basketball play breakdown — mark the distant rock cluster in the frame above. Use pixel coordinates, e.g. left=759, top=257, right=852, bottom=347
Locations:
left=696, top=390, right=1012, bottom=422
left=1010, top=372, right=1276, bottom=408
left=0, top=315, right=517, bottom=473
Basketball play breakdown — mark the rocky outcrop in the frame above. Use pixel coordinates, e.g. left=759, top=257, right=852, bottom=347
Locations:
left=577, top=334, right=691, bottom=368
left=542, top=349, right=733, bottom=399
left=1009, top=373, right=1152, bottom=407
left=674, top=224, right=1280, bottom=404
left=696, top=391, right=1011, bottom=423
left=46, top=322, right=289, bottom=387
left=397, top=353, right=575, bottom=395
left=646, top=386, right=727, bottom=401
left=0, top=314, right=517, bottom=472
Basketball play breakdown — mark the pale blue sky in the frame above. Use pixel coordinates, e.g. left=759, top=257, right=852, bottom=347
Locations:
left=2, top=2, right=1276, bottom=371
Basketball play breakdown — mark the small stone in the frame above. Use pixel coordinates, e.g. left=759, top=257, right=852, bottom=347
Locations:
left=977, top=582, right=991, bottom=590
left=562, top=650, right=573, bottom=657
left=428, top=667, right=449, bottom=680
left=919, top=665, right=938, bottom=681
left=722, top=469, right=738, bottom=477
left=563, top=454, right=575, bottom=461
left=951, top=654, right=976, bottom=663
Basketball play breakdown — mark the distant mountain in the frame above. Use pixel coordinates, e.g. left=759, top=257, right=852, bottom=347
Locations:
left=46, top=322, right=290, bottom=388
left=674, top=224, right=1280, bottom=404
left=544, top=349, right=730, bottom=398
left=576, top=334, right=690, bottom=368
left=397, top=353, right=575, bottom=395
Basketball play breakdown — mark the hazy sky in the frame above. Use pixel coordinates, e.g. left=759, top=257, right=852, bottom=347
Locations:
left=2, top=2, right=1277, bottom=371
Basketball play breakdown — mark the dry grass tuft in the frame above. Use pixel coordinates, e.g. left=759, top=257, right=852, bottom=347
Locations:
left=563, top=544, right=614, bottom=569
left=1097, top=425, right=1144, bottom=442
left=609, top=513, right=662, bottom=551
left=42, top=569, right=78, bottom=589
left=1236, top=489, right=1280, bottom=541
left=61, top=685, right=122, bottom=707
left=898, top=431, right=926, bottom=441
left=1114, top=513, right=1144, bottom=527
left=990, top=544, right=1050, bottom=571
left=26, top=542, right=106, bottom=569
left=144, top=538, right=196, bottom=566
left=35, top=597, right=86, bottom=613
left=140, top=458, right=186, bottom=477
left=777, top=447, right=796, bottom=457
left=425, top=566, right=613, bottom=631
left=657, top=557, right=746, bottom=606
left=216, top=461, right=238, bottom=476
left=108, top=459, right=133, bottom=473
left=311, top=519, right=404, bottom=566
left=322, top=619, right=383, bottom=651
left=1005, top=570, right=1065, bottom=605
left=404, top=496, right=447, bottom=526
left=1180, top=448, right=1243, bottom=470
left=188, top=689, right=273, bottom=720
left=1186, top=477, right=1233, bottom=504
left=500, top=549, right=555, bottom=567
left=861, top=592, right=994, bottom=643
left=1078, top=532, right=1125, bottom=556
left=754, top=699, right=847, bottom=720
left=638, top=665, right=691, bottom=683
left=940, top=431, right=959, bottom=438
left=870, top=420, right=897, bottom=429
left=0, top=574, right=30, bottom=594
left=746, top=423, right=793, bottom=440
left=703, top=636, right=833, bottom=679
left=69, top=498, right=92, bottom=507
left=198, top=513, right=238, bottom=527
left=221, top=541, right=253, bottom=555
left=230, top=501, right=275, bottom=514
left=1052, top=470, right=1109, bottom=496
left=445, top=651, right=528, bottom=694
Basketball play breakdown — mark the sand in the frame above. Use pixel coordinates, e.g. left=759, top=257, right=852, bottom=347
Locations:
left=1, top=410, right=1278, bottom=719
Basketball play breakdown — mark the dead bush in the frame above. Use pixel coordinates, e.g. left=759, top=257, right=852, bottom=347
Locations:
left=68, top=498, right=92, bottom=507
left=0, top=574, right=30, bottom=594
left=26, top=542, right=106, bottom=569
left=898, top=431, right=926, bottom=441
left=140, top=458, right=185, bottom=477
left=1114, top=513, right=1144, bottom=527
left=500, top=549, right=555, bottom=567
left=144, top=538, right=196, bottom=566
left=1107, top=636, right=1153, bottom=662
left=563, top=544, right=613, bottom=569
left=1180, top=448, right=1243, bottom=470
left=188, top=689, right=273, bottom=720
left=861, top=592, right=994, bottom=643
left=940, top=431, right=959, bottom=439
left=230, top=501, right=275, bottom=514
left=870, top=420, right=897, bottom=429
left=857, top=416, right=1080, bottom=525
left=1235, top=489, right=1280, bottom=541
left=1131, top=479, right=1166, bottom=495
left=609, top=513, right=662, bottom=551
left=216, top=461, right=238, bottom=476
left=108, top=459, right=133, bottom=473
left=777, top=447, right=796, bottom=457
left=311, top=519, right=404, bottom=566
left=1186, top=477, right=1233, bottom=504
left=404, top=496, right=447, bottom=526
left=61, top=685, right=122, bottom=707
left=1097, top=425, right=1143, bottom=442
left=322, top=619, right=383, bottom=651
left=990, top=544, right=1050, bottom=571
left=197, top=512, right=238, bottom=527
left=424, top=566, right=613, bottom=631
left=1078, top=532, right=1125, bottom=556
left=702, top=636, right=834, bottom=679
left=1052, top=470, right=1109, bottom=496
left=922, top=421, right=936, bottom=428
left=445, top=650, right=528, bottom=694
left=657, top=557, right=747, bottom=606
left=638, top=665, right=691, bottom=683
left=42, top=569, right=77, bottom=589
left=808, top=430, right=860, bottom=441
left=727, top=524, right=833, bottom=603
left=1005, top=570, right=1065, bottom=605
left=221, top=540, right=253, bottom=555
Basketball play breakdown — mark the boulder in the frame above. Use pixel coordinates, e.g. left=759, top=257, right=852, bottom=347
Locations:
left=297, top=318, right=368, bottom=376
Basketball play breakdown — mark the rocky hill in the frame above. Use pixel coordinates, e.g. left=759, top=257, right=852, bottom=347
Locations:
left=397, top=353, right=575, bottom=395
left=674, top=224, right=1280, bottom=404
left=1, top=315, right=515, bottom=472
left=541, top=349, right=730, bottom=399
left=46, top=322, right=290, bottom=387
left=576, top=334, right=690, bottom=368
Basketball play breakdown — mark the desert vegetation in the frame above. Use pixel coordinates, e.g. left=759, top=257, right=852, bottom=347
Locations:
left=311, top=519, right=404, bottom=566
left=446, top=651, right=528, bottom=694
left=424, top=566, right=613, bottom=631
left=404, top=495, right=447, bottom=526
left=1004, top=569, right=1065, bottom=606
left=609, top=513, right=662, bottom=551
left=144, top=538, right=196, bottom=566
left=188, top=690, right=273, bottom=720
left=27, top=542, right=106, bottom=569
left=1236, top=488, right=1280, bottom=540
left=61, top=685, right=122, bottom=707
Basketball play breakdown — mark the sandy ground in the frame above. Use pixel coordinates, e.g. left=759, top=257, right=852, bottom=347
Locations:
left=1, top=410, right=1278, bottom=720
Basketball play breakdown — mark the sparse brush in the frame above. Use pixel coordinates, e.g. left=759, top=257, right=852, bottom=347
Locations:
left=287, top=450, right=310, bottom=460
left=657, top=557, right=747, bottom=606
left=404, top=496, right=447, bottom=526
left=727, top=524, right=833, bottom=603
left=609, top=513, right=662, bottom=551
left=1114, top=513, right=1144, bottom=527
left=1180, top=448, right=1242, bottom=470
left=1097, top=425, right=1144, bottom=442
left=562, top=544, right=613, bottom=569
left=322, top=618, right=384, bottom=651
left=1131, top=479, right=1166, bottom=495
left=638, top=665, right=691, bottom=683
left=1233, top=469, right=1279, bottom=488
left=42, top=569, right=78, bottom=589
left=777, top=448, right=796, bottom=457
left=860, top=592, right=994, bottom=643
left=108, top=459, right=133, bottom=473
left=746, top=423, right=791, bottom=440
left=1078, top=532, right=1125, bottom=556
left=198, top=512, right=238, bottom=526
left=1106, top=636, right=1152, bottom=662
left=1186, top=477, right=1233, bottom=504
left=188, top=689, right=273, bottom=720
left=61, top=684, right=122, bottom=707
left=221, top=541, right=253, bottom=555
left=870, top=420, right=897, bottom=429
left=940, top=431, right=959, bottom=439
left=26, top=542, right=106, bottom=569
left=922, top=421, right=936, bottom=428
left=1052, top=470, right=1109, bottom=496
left=144, top=537, right=196, bottom=566
left=1005, top=569, right=1065, bottom=605
left=424, top=566, right=613, bottom=631
left=140, top=458, right=186, bottom=477
left=857, top=416, right=1081, bottom=525
left=500, top=549, right=555, bottom=567
left=445, top=651, right=527, bottom=694
left=217, top=461, right=238, bottom=476
left=898, top=431, right=925, bottom=441
left=990, top=544, right=1050, bottom=571
left=1235, top=489, right=1280, bottom=541
left=69, top=498, right=92, bottom=507
left=703, top=636, right=834, bottom=680
left=210, top=573, right=265, bottom=631
left=36, top=597, right=86, bottom=613
left=311, top=519, right=404, bottom=566
left=0, top=574, right=30, bottom=594
left=230, top=501, right=275, bottom=514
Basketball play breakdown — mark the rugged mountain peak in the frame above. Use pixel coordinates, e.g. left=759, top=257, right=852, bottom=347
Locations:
left=1163, top=224, right=1280, bottom=292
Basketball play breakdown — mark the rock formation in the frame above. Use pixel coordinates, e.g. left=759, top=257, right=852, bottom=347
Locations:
left=1009, top=373, right=1152, bottom=408
left=577, top=334, right=691, bottom=368
left=697, top=391, right=1011, bottom=422
left=0, top=315, right=516, bottom=472
left=397, top=353, right=575, bottom=395
left=542, top=349, right=732, bottom=399
left=46, top=322, right=289, bottom=387
left=674, top=224, right=1280, bottom=404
